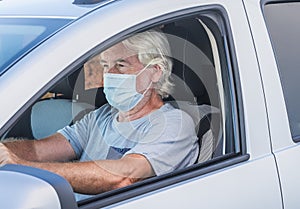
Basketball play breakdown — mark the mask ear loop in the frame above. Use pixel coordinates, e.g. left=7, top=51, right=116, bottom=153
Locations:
left=141, top=79, right=153, bottom=96
left=136, top=60, right=154, bottom=76
left=136, top=60, right=154, bottom=95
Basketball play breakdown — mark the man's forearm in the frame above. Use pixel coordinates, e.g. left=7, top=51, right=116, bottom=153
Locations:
left=20, top=159, right=143, bottom=195
left=2, top=133, right=76, bottom=162
left=0, top=139, right=154, bottom=195
left=0, top=142, right=120, bottom=194
left=18, top=154, right=154, bottom=195
left=2, top=139, right=39, bottom=161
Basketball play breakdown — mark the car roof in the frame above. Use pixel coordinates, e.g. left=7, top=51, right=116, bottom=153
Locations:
left=0, top=0, right=113, bottom=19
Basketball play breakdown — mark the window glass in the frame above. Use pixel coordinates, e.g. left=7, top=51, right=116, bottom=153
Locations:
left=1, top=15, right=239, bottom=162
left=264, top=2, right=300, bottom=140
left=1, top=12, right=240, bottom=204
left=0, top=18, right=71, bottom=75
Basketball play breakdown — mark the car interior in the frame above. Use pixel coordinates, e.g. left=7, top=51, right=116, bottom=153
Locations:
left=2, top=15, right=235, bottom=168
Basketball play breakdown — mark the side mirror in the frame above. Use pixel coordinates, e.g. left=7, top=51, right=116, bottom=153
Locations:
left=0, top=164, right=78, bottom=209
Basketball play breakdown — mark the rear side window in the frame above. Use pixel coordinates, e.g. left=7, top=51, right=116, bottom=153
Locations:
left=264, top=2, right=300, bottom=141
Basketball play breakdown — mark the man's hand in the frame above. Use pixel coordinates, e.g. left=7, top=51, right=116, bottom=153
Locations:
left=0, top=142, right=20, bottom=166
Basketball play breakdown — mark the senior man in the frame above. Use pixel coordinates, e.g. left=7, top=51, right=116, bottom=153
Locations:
left=0, top=29, right=199, bottom=200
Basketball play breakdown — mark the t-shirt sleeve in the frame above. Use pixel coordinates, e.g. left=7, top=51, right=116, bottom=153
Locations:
left=125, top=109, right=199, bottom=176
left=58, top=104, right=113, bottom=159
left=57, top=111, right=93, bottom=158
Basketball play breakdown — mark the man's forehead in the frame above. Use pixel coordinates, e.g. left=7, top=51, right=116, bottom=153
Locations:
left=101, top=42, right=137, bottom=61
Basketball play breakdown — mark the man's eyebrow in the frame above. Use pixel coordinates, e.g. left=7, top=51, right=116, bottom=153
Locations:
left=116, top=58, right=130, bottom=64
left=99, top=60, right=107, bottom=64
left=100, top=58, right=129, bottom=63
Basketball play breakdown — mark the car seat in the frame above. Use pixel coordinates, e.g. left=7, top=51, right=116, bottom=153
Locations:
left=162, top=17, right=223, bottom=162
left=30, top=76, right=95, bottom=139
left=4, top=72, right=95, bottom=139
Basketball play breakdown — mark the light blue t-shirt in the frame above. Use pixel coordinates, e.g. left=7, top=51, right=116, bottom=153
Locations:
left=58, top=103, right=198, bottom=199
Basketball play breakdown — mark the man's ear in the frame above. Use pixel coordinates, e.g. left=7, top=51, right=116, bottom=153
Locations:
left=151, top=64, right=162, bottom=83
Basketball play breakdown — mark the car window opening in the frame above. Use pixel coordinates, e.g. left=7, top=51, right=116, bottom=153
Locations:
left=0, top=14, right=238, bottom=202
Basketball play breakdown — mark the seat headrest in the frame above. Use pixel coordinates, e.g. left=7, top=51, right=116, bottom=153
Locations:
left=49, top=79, right=72, bottom=98
left=163, top=19, right=216, bottom=105
left=49, top=71, right=79, bottom=99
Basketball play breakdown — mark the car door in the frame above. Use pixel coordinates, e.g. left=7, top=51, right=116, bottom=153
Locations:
left=0, top=0, right=283, bottom=208
left=244, top=0, right=300, bottom=208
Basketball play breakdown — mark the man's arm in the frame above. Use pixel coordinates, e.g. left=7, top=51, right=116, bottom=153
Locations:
left=1, top=133, right=76, bottom=162
left=27, top=154, right=153, bottom=194
left=0, top=142, right=154, bottom=194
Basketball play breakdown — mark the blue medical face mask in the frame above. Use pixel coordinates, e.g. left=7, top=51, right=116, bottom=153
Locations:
left=103, top=66, right=152, bottom=112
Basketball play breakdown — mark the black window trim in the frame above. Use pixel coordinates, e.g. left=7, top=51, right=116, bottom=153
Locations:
left=261, top=0, right=300, bottom=7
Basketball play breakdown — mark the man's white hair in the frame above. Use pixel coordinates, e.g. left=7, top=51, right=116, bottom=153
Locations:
left=122, top=29, right=174, bottom=98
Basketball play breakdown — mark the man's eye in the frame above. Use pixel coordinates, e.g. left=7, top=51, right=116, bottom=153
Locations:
left=116, top=63, right=126, bottom=69
left=116, top=63, right=130, bottom=73
left=102, top=64, right=109, bottom=70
